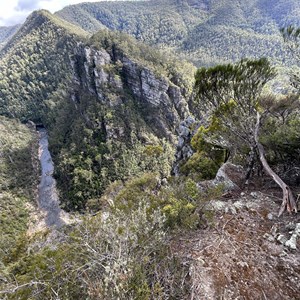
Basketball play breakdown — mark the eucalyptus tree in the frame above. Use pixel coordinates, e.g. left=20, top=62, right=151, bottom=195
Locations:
left=193, top=58, right=297, bottom=216
left=281, top=26, right=300, bottom=90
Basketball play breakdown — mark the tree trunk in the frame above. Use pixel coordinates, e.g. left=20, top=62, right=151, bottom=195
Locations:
left=255, top=112, right=297, bottom=216
left=244, top=146, right=256, bottom=186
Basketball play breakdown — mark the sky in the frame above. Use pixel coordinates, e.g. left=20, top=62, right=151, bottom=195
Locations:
left=0, top=0, right=102, bottom=26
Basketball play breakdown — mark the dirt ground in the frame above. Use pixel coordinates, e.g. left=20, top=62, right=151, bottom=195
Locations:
left=173, top=187, right=300, bottom=300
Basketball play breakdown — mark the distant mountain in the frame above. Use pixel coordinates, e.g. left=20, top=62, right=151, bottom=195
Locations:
left=56, top=0, right=300, bottom=66
left=0, top=25, right=21, bottom=49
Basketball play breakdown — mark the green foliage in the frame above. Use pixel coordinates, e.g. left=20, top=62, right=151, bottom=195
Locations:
left=193, top=58, right=276, bottom=150
left=100, top=173, right=191, bottom=230
left=280, top=25, right=300, bottom=90
left=179, top=114, right=226, bottom=179
left=194, top=58, right=276, bottom=113
left=180, top=152, right=222, bottom=180
left=162, top=196, right=197, bottom=229
left=98, top=174, right=219, bottom=231
left=56, top=0, right=300, bottom=66
left=180, top=125, right=226, bottom=180
left=49, top=90, right=176, bottom=210
left=143, top=145, right=164, bottom=157
left=193, top=57, right=300, bottom=181
left=2, top=202, right=190, bottom=299
left=160, top=178, right=224, bottom=229
left=0, top=117, right=38, bottom=269
left=0, top=10, right=87, bottom=121
left=260, top=96, right=300, bottom=166
left=112, top=173, right=159, bottom=212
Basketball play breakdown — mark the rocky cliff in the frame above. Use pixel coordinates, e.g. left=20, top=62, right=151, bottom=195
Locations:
left=49, top=31, right=196, bottom=210
left=71, top=42, right=191, bottom=144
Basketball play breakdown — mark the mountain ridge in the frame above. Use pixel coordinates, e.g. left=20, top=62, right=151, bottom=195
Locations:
left=0, top=9, right=89, bottom=121
left=56, top=0, right=300, bottom=66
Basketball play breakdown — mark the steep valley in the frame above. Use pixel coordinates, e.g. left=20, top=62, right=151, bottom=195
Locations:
left=0, top=1, right=300, bottom=299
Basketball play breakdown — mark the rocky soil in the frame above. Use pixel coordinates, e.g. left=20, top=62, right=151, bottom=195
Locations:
left=173, top=188, right=300, bottom=299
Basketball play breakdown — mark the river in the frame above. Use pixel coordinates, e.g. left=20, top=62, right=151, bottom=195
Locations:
left=38, top=128, right=66, bottom=228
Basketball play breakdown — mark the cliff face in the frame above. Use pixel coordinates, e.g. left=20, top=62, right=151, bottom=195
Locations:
left=50, top=33, right=195, bottom=210
left=71, top=43, right=190, bottom=144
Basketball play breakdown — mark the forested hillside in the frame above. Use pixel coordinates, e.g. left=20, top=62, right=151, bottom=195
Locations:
left=0, top=10, right=88, bottom=121
left=0, top=1, right=300, bottom=299
left=0, top=8, right=195, bottom=210
left=0, top=8, right=196, bottom=299
left=56, top=0, right=300, bottom=66
left=0, top=117, right=38, bottom=273
left=47, top=29, right=195, bottom=210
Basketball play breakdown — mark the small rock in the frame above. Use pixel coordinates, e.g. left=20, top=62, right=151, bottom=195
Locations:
left=161, top=178, right=168, bottom=186
left=285, top=222, right=296, bottom=231
left=285, top=238, right=297, bottom=250
left=279, top=251, right=288, bottom=257
left=212, top=163, right=246, bottom=191
left=179, top=125, right=189, bottom=137
left=277, top=234, right=288, bottom=245
left=237, top=261, right=249, bottom=269
left=250, top=192, right=258, bottom=199
left=263, top=233, right=275, bottom=242
left=230, top=206, right=237, bottom=215
left=267, top=213, right=273, bottom=220
left=196, top=258, right=205, bottom=266
left=185, top=115, right=195, bottom=126
left=284, top=223, right=300, bottom=250
left=240, top=192, right=245, bottom=197
left=102, top=212, right=110, bottom=222
left=177, top=137, right=185, bottom=148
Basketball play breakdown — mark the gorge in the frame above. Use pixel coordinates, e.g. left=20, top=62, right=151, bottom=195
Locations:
left=37, top=127, right=66, bottom=228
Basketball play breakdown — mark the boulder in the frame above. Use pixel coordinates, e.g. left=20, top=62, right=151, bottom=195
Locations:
left=212, top=162, right=246, bottom=191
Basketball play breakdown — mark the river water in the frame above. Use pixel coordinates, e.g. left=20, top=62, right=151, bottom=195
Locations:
left=38, top=128, right=65, bottom=228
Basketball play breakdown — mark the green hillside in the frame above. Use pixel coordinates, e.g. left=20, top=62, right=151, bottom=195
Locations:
left=47, top=29, right=195, bottom=210
left=0, top=10, right=88, bottom=121
left=0, top=9, right=195, bottom=299
left=0, top=8, right=195, bottom=210
left=56, top=0, right=300, bottom=66
left=0, top=117, right=38, bottom=272
left=0, top=2, right=299, bottom=299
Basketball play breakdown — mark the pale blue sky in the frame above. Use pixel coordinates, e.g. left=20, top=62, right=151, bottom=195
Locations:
left=0, top=0, right=102, bottom=26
